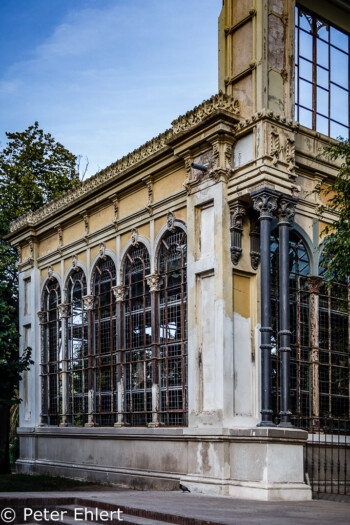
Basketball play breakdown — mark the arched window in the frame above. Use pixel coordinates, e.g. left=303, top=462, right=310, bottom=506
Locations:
left=123, top=244, right=152, bottom=425
left=158, top=227, right=187, bottom=425
left=93, top=257, right=117, bottom=425
left=318, top=256, right=349, bottom=419
left=41, top=278, right=61, bottom=425
left=66, top=269, right=88, bottom=425
left=271, top=229, right=311, bottom=421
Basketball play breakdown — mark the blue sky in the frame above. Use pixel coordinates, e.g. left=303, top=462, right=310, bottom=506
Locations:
left=0, top=0, right=220, bottom=176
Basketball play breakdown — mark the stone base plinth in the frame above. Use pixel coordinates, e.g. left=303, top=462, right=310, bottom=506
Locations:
left=16, top=426, right=311, bottom=500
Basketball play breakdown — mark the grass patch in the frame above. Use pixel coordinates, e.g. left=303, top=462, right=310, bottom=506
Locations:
left=0, top=474, right=94, bottom=492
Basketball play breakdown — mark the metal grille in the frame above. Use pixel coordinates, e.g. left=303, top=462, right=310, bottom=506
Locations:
left=158, top=229, right=187, bottom=426
left=41, top=279, right=61, bottom=425
left=271, top=229, right=350, bottom=495
left=66, top=270, right=88, bottom=425
left=123, top=245, right=152, bottom=425
left=93, top=257, right=117, bottom=425
left=295, top=5, right=349, bottom=140
left=271, top=230, right=312, bottom=420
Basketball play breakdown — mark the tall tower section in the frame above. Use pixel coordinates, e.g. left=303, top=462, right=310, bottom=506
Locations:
left=219, top=0, right=295, bottom=118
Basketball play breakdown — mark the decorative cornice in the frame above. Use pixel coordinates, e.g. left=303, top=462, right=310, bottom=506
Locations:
left=9, top=92, right=240, bottom=235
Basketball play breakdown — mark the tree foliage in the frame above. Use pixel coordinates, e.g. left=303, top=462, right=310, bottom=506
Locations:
left=314, top=139, right=350, bottom=283
left=0, top=122, right=80, bottom=473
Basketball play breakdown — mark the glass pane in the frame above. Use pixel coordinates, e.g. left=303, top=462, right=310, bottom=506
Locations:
left=330, top=47, right=349, bottom=88
left=316, top=20, right=329, bottom=42
left=316, top=86, right=329, bottom=116
left=299, top=79, right=313, bottom=108
left=295, top=31, right=299, bottom=65
left=295, top=6, right=298, bottom=27
left=295, top=68, right=298, bottom=102
left=330, top=84, right=348, bottom=124
left=300, top=30, right=313, bottom=61
left=330, top=121, right=349, bottom=140
left=317, top=39, right=329, bottom=69
left=330, top=26, right=349, bottom=53
left=299, top=12, right=312, bottom=33
left=299, top=107, right=313, bottom=128
left=299, top=58, right=313, bottom=81
left=316, top=114, right=329, bottom=135
left=317, top=65, right=329, bottom=89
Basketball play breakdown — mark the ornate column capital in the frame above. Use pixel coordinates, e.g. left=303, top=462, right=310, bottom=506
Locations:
left=309, top=276, right=323, bottom=294
left=146, top=273, right=160, bottom=292
left=37, top=311, right=46, bottom=325
left=251, top=189, right=280, bottom=220
left=277, top=196, right=297, bottom=226
left=112, top=285, right=125, bottom=302
left=58, top=303, right=69, bottom=319
left=83, top=294, right=94, bottom=310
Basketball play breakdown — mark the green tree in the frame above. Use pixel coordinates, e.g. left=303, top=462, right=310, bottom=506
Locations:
left=314, top=139, right=350, bottom=284
left=0, top=122, right=80, bottom=474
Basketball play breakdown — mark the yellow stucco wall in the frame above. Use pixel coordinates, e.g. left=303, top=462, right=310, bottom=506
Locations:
left=233, top=273, right=250, bottom=319
left=153, top=169, right=185, bottom=202
left=21, top=244, right=31, bottom=260
left=39, top=235, right=58, bottom=257
left=62, top=221, right=85, bottom=245
left=119, top=188, right=148, bottom=218
left=89, top=205, right=114, bottom=233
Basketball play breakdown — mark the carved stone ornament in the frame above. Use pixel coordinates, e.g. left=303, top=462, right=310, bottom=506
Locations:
left=72, top=254, right=78, bottom=269
left=112, top=285, right=125, bottom=302
left=109, top=194, right=119, bottom=230
left=83, top=295, right=94, bottom=310
left=99, top=242, right=106, bottom=259
left=131, top=228, right=139, bottom=247
left=229, top=202, right=246, bottom=265
left=47, top=265, right=54, bottom=280
left=270, top=129, right=281, bottom=165
left=166, top=211, right=176, bottom=232
left=277, top=197, right=297, bottom=226
left=146, top=273, right=160, bottom=292
left=249, top=216, right=260, bottom=270
left=252, top=190, right=279, bottom=220
left=37, top=311, right=46, bottom=325
left=144, top=177, right=153, bottom=215
left=55, top=224, right=63, bottom=253
left=58, top=303, right=69, bottom=319
left=10, top=92, right=240, bottom=236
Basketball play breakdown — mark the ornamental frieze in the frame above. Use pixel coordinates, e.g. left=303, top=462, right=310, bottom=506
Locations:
left=10, top=92, right=240, bottom=234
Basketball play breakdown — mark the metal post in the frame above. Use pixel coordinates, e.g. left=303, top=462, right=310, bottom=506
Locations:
left=251, top=189, right=279, bottom=426
left=277, top=197, right=297, bottom=427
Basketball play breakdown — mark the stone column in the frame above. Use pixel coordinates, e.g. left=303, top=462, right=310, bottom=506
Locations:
left=309, top=276, right=323, bottom=426
left=277, top=196, right=297, bottom=427
left=146, top=273, right=160, bottom=427
left=83, top=294, right=94, bottom=427
left=112, top=285, right=125, bottom=427
left=37, top=311, right=47, bottom=426
left=251, top=188, right=279, bottom=427
left=58, top=303, right=69, bottom=427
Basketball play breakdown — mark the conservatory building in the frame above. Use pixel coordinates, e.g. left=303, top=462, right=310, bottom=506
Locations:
left=8, top=0, right=350, bottom=500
